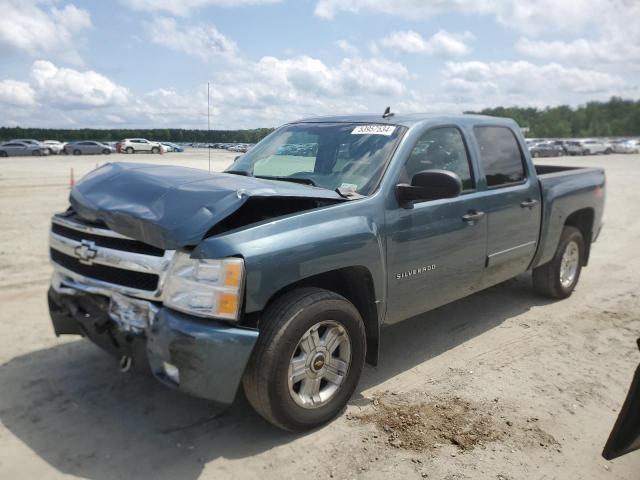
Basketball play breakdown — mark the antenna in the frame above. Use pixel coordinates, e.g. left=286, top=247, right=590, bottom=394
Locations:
left=382, top=106, right=394, bottom=119
left=207, top=82, right=211, bottom=172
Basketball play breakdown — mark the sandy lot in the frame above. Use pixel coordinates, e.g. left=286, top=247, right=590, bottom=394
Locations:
left=0, top=149, right=639, bottom=479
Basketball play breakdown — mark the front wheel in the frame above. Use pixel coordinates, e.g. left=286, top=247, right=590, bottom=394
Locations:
left=532, top=226, right=584, bottom=299
left=243, top=288, right=366, bottom=431
left=151, top=147, right=160, bottom=154
left=102, top=149, right=111, bottom=155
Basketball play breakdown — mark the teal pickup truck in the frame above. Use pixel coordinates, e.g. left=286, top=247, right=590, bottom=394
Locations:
left=48, top=113, right=605, bottom=431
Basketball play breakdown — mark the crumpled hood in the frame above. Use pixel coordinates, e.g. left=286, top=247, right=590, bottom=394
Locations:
left=70, top=162, right=344, bottom=249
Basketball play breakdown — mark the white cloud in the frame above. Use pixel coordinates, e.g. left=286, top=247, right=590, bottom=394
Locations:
left=0, top=53, right=408, bottom=128
left=335, top=39, right=359, bottom=56
left=0, top=80, right=36, bottom=107
left=443, top=60, right=625, bottom=108
left=147, top=17, right=238, bottom=60
left=314, top=0, right=608, bottom=35
left=30, top=60, right=130, bottom=109
left=515, top=2, right=640, bottom=66
left=381, top=30, right=472, bottom=57
left=122, top=0, right=280, bottom=16
left=0, top=1, right=91, bottom=63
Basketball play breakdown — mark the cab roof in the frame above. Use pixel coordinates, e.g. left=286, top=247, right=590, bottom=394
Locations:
left=292, top=113, right=519, bottom=130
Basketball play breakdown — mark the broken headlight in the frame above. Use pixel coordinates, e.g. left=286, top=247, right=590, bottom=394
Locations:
left=163, top=252, right=244, bottom=321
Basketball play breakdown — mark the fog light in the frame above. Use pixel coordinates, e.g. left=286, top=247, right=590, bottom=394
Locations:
left=163, top=361, right=180, bottom=384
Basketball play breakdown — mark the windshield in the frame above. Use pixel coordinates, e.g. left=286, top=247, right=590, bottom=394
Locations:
left=227, top=122, right=405, bottom=196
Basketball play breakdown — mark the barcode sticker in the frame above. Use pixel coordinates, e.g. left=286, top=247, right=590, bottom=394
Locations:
left=351, top=125, right=396, bottom=136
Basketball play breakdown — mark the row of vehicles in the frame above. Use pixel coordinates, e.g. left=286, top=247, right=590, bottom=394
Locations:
left=203, top=142, right=255, bottom=153
left=0, top=138, right=186, bottom=157
left=526, top=138, right=640, bottom=157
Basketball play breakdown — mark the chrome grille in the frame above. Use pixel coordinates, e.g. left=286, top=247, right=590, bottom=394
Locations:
left=49, top=215, right=175, bottom=300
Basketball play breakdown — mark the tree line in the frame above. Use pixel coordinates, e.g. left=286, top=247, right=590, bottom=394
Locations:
left=2, top=97, right=639, bottom=142
left=0, top=127, right=275, bottom=144
left=470, top=97, right=640, bottom=138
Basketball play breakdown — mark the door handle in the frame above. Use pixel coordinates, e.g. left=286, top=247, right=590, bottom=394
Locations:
left=520, top=198, right=539, bottom=209
left=462, top=210, right=485, bottom=223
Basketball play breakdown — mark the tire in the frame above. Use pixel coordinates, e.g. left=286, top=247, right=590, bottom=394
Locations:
left=584, top=149, right=591, bottom=155
left=102, top=149, right=111, bottom=155
left=0, top=151, right=7, bottom=157
left=243, top=287, right=366, bottom=432
left=532, top=226, right=584, bottom=299
left=605, top=148, right=612, bottom=155
left=32, top=150, right=42, bottom=156
left=125, top=147, right=134, bottom=154
left=73, top=149, right=81, bottom=155
left=151, top=147, right=160, bottom=154
left=532, top=152, right=538, bottom=158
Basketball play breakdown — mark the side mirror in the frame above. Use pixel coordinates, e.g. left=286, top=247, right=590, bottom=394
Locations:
left=396, top=169, right=462, bottom=207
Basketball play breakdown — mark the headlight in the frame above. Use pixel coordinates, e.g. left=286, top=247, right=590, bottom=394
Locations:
left=163, top=252, right=244, bottom=321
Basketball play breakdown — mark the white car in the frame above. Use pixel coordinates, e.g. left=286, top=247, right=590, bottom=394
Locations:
left=610, top=139, right=640, bottom=154
left=580, top=139, right=613, bottom=155
left=119, top=138, right=164, bottom=154
left=43, top=140, right=66, bottom=155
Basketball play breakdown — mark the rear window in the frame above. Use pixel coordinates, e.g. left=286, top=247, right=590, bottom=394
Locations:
left=474, top=126, right=526, bottom=187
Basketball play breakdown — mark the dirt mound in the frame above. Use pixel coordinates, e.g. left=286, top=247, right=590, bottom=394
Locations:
left=353, top=392, right=558, bottom=453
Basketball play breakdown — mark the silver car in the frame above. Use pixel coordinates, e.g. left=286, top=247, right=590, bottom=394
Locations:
left=0, top=141, right=49, bottom=157
left=64, top=141, right=115, bottom=155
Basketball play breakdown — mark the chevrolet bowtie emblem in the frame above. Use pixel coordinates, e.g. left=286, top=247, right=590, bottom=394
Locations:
left=74, top=240, right=98, bottom=265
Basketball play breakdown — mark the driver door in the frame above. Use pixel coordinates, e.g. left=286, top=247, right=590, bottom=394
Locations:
left=385, top=126, right=488, bottom=324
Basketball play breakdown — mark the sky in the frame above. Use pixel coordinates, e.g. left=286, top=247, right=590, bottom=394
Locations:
left=0, top=0, right=639, bottom=129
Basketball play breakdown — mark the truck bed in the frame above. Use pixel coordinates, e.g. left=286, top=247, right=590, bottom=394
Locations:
left=531, top=163, right=606, bottom=269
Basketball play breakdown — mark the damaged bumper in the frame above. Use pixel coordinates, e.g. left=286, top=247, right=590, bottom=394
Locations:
left=48, top=284, right=259, bottom=406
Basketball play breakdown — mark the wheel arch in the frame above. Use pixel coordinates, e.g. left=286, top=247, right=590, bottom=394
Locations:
left=564, top=207, right=594, bottom=265
left=248, top=266, right=381, bottom=366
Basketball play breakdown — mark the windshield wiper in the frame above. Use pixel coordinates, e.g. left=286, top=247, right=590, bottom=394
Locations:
left=226, top=170, right=251, bottom=176
left=255, top=175, right=318, bottom=187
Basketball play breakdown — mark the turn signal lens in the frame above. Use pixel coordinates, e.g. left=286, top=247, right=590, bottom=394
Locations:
left=224, top=261, right=243, bottom=287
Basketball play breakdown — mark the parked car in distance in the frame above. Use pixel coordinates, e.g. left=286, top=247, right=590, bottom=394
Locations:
left=610, top=139, right=640, bottom=154
left=563, top=140, right=587, bottom=156
left=529, top=142, right=564, bottom=157
left=64, top=141, right=115, bottom=155
left=119, top=138, right=164, bottom=154
left=580, top=139, right=612, bottom=155
left=48, top=113, right=605, bottom=432
left=43, top=140, right=66, bottom=155
left=12, top=138, right=44, bottom=146
left=161, top=142, right=184, bottom=152
left=0, top=141, right=49, bottom=157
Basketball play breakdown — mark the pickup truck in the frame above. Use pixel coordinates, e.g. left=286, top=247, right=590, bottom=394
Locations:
left=48, top=114, right=605, bottom=431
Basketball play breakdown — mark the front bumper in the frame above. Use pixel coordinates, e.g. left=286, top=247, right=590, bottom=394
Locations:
left=48, top=287, right=259, bottom=406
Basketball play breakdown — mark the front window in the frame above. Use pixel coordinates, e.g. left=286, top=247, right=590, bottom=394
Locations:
left=228, top=122, right=405, bottom=196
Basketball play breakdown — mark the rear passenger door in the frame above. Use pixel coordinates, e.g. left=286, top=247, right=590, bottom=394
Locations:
left=473, top=126, right=542, bottom=287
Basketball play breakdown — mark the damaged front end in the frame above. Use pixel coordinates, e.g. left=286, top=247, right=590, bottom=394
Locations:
left=47, top=162, right=350, bottom=404
left=48, top=210, right=259, bottom=406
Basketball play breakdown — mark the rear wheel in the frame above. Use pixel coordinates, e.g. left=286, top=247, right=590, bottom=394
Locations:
left=73, top=149, right=81, bottom=155
left=605, top=148, right=613, bottom=154
left=532, top=226, right=584, bottom=299
left=125, top=147, right=134, bottom=154
left=32, top=150, right=41, bottom=156
left=243, top=288, right=366, bottom=431
left=0, top=151, right=7, bottom=157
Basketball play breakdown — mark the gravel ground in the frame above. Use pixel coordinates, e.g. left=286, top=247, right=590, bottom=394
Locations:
left=0, top=149, right=639, bottom=479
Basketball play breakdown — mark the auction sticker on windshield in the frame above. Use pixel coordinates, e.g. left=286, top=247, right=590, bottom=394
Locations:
left=351, top=125, right=396, bottom=136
